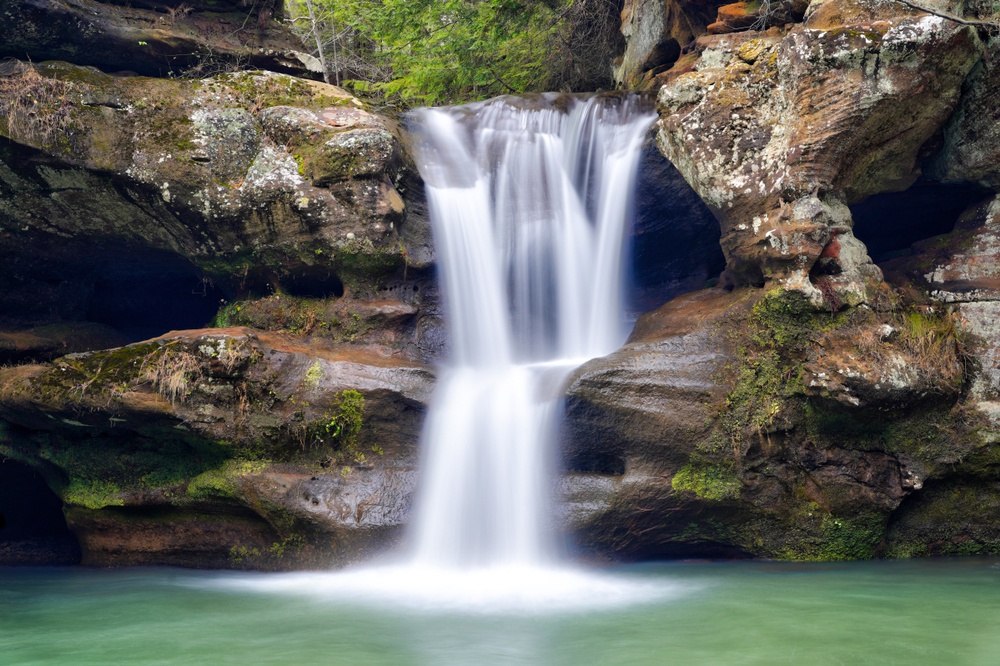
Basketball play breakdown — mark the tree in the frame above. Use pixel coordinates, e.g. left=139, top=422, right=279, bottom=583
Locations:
left=286, top=0, right=624, bottom=105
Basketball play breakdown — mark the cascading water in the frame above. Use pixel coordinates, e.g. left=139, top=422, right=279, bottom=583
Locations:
left=213, top=95, right=675, bottom=613
left=408, top=95, right=656, bottom=570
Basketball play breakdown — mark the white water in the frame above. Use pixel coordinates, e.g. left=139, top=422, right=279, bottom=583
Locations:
left=207, top=95, right=662, bottom=611
left=408, top=95, right=655, bottom=569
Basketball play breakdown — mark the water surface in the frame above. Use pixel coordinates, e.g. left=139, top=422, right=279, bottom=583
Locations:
left=3, top=558, right=999, bottom=665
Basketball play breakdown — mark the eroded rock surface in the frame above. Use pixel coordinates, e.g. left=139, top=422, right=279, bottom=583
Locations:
left=615, top=0, right=730, bottom=88
left=0, top=328, right=434, bottom=569
left=0, top=0, right=315, bottom=78
left=0, top=62, right=434, bottom=358
left=560, top=287, right=995, bottom=561
left=655, top=10, right=982, bottom=306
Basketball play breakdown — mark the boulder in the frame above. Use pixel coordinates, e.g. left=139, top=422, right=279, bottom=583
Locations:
left=560, top=286, right=989, bottom=561
left=0, top=327, right=435, bottom=568
left=928, top=36, right=1000, bottom=191
left=0, top=0, right=316, bottom=79
left=655, top=12, right=983, bottom=305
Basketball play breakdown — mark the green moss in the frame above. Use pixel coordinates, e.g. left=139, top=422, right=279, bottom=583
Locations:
left=186, top=458, right=272, bottom=500
left=211, top=293, right=400, bottom=344
left=672, top=462, right=741, bottom=501
left=64, top=479, right=125, bottom=509
left=230, top=534, right=304, bottom=565
left=304, top=361, right=324, bottom=391
left=812, top=513, right=885, bottom=560
left=713, top=289, right=841, bottom=453
left=805, top=400, right=988, bottom=474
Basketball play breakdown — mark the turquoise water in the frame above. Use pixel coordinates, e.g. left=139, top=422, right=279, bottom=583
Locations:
left=2, top=558, right=999, bottom=665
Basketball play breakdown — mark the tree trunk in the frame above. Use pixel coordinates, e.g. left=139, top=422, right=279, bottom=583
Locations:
left=303, top=0, right=330, bottom=84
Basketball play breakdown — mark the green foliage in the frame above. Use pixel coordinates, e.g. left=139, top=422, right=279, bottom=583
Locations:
left=326, top=390, right=364, bottom=445
left=64, top=479, right=125, bottom=510
left=290, top=0, right=621, bottom=104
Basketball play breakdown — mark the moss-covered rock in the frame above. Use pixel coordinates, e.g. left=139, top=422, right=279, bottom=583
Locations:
left=0, top=63, right=421, bottom=292
left=560, top=285, right=995, bottom=562
left=0, top=327, right=435, bottom=569
left=0, top=0, right=315, bottom=79
left=654, top=11, right=982, bottom=305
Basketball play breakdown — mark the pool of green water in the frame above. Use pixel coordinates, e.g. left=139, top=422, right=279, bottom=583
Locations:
left=2, top=558, right=999, bottom=665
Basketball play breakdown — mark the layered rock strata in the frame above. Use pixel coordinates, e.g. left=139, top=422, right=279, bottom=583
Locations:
left=0, top=328, right=434, bottom=568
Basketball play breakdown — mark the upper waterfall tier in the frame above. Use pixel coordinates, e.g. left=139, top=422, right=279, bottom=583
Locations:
left=410, top=94, right=657, bottom=366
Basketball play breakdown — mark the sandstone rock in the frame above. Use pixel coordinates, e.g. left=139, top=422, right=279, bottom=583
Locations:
left=215, top=281, right=447, bottom=364
left=655, top=15, right=982, bottom=305
left=929, top=37, right=1000, bottom=191
left=0, top=0, right=314, bottom=79
left=804, top=0, right=964, bottom=29
left=615, top=0, right=730, bottom=89
left=0, top=62, right=429, bottom=351
left=0, top=63, right=414, bottom=287
left=560, top=286, right=983, bottom=561
left=882, top=195, right=1000, bottom=305
left=0, top=327, right=435, bottom=569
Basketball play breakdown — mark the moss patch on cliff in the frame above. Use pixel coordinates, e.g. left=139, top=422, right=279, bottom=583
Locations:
left=714, top=288, right=842, bottom=453
left=668, top=285, right=991, bottom=561
left=672, top=461, right=741, bottom=502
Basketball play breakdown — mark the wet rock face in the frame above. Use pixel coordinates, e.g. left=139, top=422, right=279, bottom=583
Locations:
left=559, top=287, right=986, bottom=562
left=629, top=144, right=726, bottom=312
left=654, top=12, right=982, bottom=305
left=0, top=328, right=434, bottom=569
left=0, top=0, right=314, bottom=79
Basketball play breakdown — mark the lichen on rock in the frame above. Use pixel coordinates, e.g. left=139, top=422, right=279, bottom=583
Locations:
left=654, top=7, right=983, bottom=307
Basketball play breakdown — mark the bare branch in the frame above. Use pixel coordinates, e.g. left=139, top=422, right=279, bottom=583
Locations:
left=891, top=0, right=999, bottom=28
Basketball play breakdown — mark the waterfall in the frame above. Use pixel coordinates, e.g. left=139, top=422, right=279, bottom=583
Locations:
left=207, top=95, right=671, bottom=613
left=408, top=95, right=656, bottom=569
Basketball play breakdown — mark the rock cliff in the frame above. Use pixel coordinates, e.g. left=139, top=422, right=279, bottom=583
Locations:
left=555, top=0, right=1000, bottom=562
left=4, top=0, right=1000, bottom=567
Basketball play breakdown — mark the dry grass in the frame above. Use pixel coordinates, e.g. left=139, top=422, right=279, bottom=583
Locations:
left=141, top=348, right=202, bottom=402
left=0, top=62, right=83, bottom=146
left=853, top=307, right=964, bottom=383
left=217, top=338, right=259, bottom=373
left=166, top=3, right=194, bottom=24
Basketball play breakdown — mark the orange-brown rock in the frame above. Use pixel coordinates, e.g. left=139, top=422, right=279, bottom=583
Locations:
left=708, top=3, right=759, bottom=34
left=615, top=0, right=731, bottom=88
